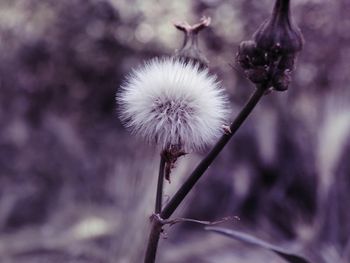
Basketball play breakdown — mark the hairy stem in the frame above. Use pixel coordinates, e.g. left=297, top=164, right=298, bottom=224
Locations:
left=155, top=154, right=166, bottom=214
left=144, top=87, right=266, bottom=263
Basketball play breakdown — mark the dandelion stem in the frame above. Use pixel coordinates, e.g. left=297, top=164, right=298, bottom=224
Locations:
left=155, top=153, right=166, bottom=214
left=144, top=86, right=266, bottom=263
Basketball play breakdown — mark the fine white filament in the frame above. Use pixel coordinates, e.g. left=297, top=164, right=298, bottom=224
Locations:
left=118, top=57, right=229, bottom=152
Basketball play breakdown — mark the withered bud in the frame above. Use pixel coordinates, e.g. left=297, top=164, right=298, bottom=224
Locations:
left=272, top=69, right=291, bottom=91
left=236, top=0, right=303, bottom=91
left=278, top=54, right=295, bottom=71
left=246, top=66, right=269, bottom=84
left=236, top=40, right=267, bottom=69
left=174, top=16, right=211, bottom=67
left=253, top=0, right=303, bottom=54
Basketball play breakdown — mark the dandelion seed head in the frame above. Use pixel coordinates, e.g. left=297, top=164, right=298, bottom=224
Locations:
left=117, top=57, right=229, bottom=152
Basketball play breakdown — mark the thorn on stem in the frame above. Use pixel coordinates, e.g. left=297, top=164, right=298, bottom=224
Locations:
left=222, top=124, right=232, bottom=135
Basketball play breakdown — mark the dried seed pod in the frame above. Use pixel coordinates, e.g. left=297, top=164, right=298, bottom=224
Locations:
left=174, top=17, right=211, bottom=67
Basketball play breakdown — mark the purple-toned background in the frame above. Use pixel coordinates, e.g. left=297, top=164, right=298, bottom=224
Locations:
left=0, top=0, right=349, bottom=262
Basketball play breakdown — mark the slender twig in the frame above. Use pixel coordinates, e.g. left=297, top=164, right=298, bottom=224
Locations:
left=144, top=154, right=166, bottom=263
left=155, top=154, right=166, bottom=214
left=162, top=215, right=239, bottom=227
left=144, top=86, right=266, bottom=263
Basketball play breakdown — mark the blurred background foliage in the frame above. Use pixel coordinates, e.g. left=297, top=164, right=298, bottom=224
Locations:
left=0, top=0, right=350, bottom=262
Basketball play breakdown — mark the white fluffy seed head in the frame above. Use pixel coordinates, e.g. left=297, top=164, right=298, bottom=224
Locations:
left=117, top=57, right=229, bottom=153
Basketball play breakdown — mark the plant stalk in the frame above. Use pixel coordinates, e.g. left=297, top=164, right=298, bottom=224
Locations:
left=144, top=219, right=163, bottom=263
left=144, top=87, right=266, bottom=263
left=144, top=153, right=166, bottom=263
left=155, top=154, right=166, bottom=214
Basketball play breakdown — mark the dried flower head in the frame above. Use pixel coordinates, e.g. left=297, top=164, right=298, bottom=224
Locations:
left=174, top=16, right=211, bottom=67
left=118, top=57, right=229, bottom=153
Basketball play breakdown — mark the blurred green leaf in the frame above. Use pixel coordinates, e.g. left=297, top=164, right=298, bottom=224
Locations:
left=206, top=227, right=311, bottom=263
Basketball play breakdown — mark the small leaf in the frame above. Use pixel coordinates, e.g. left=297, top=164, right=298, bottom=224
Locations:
left=206, top=227, right=311, bottom=263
